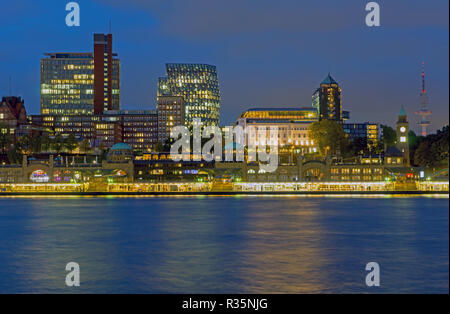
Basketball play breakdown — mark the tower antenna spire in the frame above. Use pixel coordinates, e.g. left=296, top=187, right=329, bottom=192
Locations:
left=421, top=61, right=425, bottom=96
left=415, top=62, right=432, bottom=136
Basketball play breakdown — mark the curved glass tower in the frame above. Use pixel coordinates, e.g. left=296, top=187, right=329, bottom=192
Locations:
left=158, top=63, right=220, bottom=126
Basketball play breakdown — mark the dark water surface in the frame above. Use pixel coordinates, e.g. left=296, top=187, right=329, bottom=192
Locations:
left=0, top=195, right=448, bottom=293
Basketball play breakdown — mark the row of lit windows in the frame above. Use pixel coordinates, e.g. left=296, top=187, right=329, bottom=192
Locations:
left=332, top=168, right=383, bottom=175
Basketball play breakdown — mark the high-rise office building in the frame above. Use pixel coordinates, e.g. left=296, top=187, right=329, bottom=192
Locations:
left=158, top=64, right=220, bottom=126
left=157, top=96, right=185, bottom=143
left=41, top=33, right=120, bottom=115
left=93, top=34, right=120, bottom=114
left=312, top=73, right=342, bottom=122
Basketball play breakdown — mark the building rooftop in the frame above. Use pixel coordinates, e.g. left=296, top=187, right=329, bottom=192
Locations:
left=321, top=73, right=338, bottom=85
left=245, top=107, right=317, bottom=112
left=385, top=146, right=403, bottom=157
left=110, top=143, right=132, bottom=151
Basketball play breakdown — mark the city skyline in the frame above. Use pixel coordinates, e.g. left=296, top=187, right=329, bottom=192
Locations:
left=0, top=0, right=448, bottom=132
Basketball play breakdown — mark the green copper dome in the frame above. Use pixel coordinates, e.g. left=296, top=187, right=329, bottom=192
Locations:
left=110, top=143, right=132, bottom=151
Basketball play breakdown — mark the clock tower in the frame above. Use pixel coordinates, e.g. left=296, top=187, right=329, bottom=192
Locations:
left=396, top=105, right=410, bottom=166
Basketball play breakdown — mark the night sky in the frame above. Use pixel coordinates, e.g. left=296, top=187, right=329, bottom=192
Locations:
left=0, top=0, right=448, bottom=132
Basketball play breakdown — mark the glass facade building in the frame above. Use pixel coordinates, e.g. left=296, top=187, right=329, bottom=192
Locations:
left=157, top=64, right=220, bottom=126
left=41, top=53, right=95, bottom=115
left=343, top=122, right=381, bottom=148
left=41, top=34, right=120, bottom=116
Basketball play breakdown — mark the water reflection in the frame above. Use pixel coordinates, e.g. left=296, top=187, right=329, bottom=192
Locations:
left=0, top=196, right=448, bottom=293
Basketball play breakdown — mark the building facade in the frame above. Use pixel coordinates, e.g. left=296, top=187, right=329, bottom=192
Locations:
left=30, top=110, right=158, bottom=151
left=93, top=34, right=120, bottom=114
left=157, top=96, right=185, bottom=143
left=343, top=122, right=382, bottom=148
left=158, top=64, right=220, bottom=126
left=41, top=34, right=120, bottom=116
left=0, top=97, right=27, bottom=138
left=237, top=108, right=319, bottom=154
left=312, top=73, right=343, bottom=122
left=103, top=110, right=158, bottom=151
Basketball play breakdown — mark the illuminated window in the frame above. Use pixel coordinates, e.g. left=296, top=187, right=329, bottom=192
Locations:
left=400, top=136, right=407, bottom=143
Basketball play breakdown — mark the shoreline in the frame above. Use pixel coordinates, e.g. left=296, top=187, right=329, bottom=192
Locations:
left=0, top=190, right=448, bottom=196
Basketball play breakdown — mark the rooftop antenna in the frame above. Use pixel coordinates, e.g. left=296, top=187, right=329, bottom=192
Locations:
left=8, top=76, right=12, bottom=96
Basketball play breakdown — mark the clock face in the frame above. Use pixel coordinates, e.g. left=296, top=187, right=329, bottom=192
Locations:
left=400, top=127, right=406, bottom=133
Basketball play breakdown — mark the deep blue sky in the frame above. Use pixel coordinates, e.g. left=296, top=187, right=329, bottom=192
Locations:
left=0, top=0, right=448, bottom=132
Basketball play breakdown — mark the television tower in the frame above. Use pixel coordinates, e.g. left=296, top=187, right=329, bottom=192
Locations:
left=414, top=62, right=431, bottom=136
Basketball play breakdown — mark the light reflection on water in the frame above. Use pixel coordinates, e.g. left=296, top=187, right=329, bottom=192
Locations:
left=0, top=196, right=448, bottom=293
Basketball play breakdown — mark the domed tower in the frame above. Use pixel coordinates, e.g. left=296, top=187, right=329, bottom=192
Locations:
left=396, top=105, right=410, bottom=167
left=107, top=143, right=133, bottom=163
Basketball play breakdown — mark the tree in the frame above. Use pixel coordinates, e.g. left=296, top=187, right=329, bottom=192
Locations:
left=52, top=134, right=64, bottom=153
left=308, top=120, right=349, bottom=157
left=30, top=132, right=43, bottom=154
left=41, top=133, right=52, bottom=152
left=63, top=134, right=78, bottom=152
left=0, top=126, right=12, bottom=154
left=7, top=145, right=21, bottom=164
left=17, top=135, right=32, bottom=154
left=414, top=141, right=432, bottom=167
left=413, top=126, right=449, bottom=168
left=154, top=141, right=165, bottom=152
left=349, top=137, right=368, bottom=156
left=79, top=138, right=92, bottom=153
left=381, top=125, right=396, bottom=148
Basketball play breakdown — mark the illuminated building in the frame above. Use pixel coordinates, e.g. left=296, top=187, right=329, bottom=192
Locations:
left=396, top=105, right=410, bottom=166
left=343, top=122, right=382, bottom=148
left=312, top=73, right=343, bottom=122
left=134, top=153, right=214, bottom=182
left=41, top=33, right=120, bottom=115
left=237, top=108, right=319, bottom=154
left=0, top=96, right=27, bottom=137
left=158, top=64, right=220, bottom=126
left=94, top=120, right=122, bottom=149
left=30, top=110, right=158, bottom=150
left=103, top=110, right=158, bottom=151
left=157, top=96, right=186, bottom=143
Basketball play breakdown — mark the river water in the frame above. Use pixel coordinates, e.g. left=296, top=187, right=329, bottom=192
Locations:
left=0, top=195, right=448, bottom=293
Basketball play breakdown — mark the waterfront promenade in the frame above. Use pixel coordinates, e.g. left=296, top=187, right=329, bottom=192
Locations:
left=0, top=180, right=448, bottom=195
